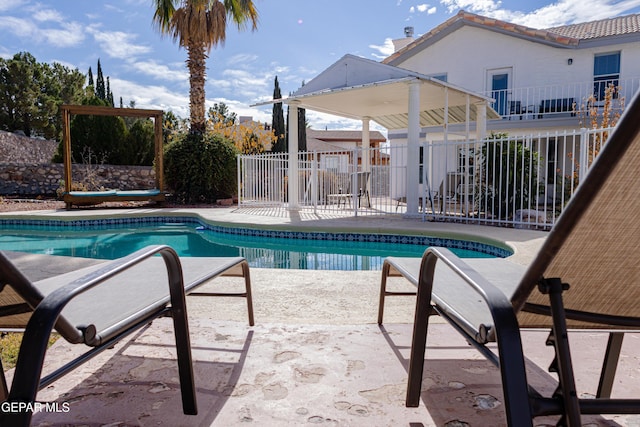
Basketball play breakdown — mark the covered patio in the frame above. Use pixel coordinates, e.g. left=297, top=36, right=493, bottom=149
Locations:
left=258, top=54, right=500, bottom=215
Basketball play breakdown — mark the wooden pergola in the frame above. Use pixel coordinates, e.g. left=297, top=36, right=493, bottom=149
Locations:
left=61, top=105, right=165, bottom=209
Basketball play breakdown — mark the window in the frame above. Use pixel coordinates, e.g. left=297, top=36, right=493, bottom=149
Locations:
left=322, top=155, right=348, bottom=173
left=593, top=52, right=620, bottom=101
left=428, top=73, right=447, bottom=82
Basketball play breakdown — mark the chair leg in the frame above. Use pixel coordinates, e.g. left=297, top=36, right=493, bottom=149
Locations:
left=597, top=332, right=624, bottom=398
left=0, top=358, right=7, bottom=401
left=240, top=262, right=255, bottom=327
left=164, top=253, right=197, bottom=416
left=2, top=310, right=59, bottom=426
left=405, top=266, right=435, bottom=406
left=378, top=263, right=417, bottom=325
left=190, top=262, right=255, bottom=326
left=406, top=254, right=439, bottom=407
left=539, top=278, right=581, bottom=426
left=378, top=262, right=391, bottom=325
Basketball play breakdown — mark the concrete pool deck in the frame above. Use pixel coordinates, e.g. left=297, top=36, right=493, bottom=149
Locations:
left=2, top=207, right=640, bottom=426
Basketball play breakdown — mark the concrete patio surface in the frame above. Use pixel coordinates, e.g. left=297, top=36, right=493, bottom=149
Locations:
left=2, top=207, right=640, bottom=426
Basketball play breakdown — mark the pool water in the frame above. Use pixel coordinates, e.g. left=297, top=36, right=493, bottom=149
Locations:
left=0, top=221, right=500, bottom=271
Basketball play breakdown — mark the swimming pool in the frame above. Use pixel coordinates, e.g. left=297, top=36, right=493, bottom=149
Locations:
left=0, top=216, right=512, bottom=270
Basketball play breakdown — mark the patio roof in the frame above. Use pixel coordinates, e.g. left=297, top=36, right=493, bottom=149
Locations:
left=259, top=54, right=499, bottom=130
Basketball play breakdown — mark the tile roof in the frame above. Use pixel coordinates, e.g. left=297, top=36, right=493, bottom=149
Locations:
left=455, top=10, right=579, bottom=46
left=384, top=10, right=640, bottom=64
left=545, top=13, right=640, bottom=39
left=307, top=129, right=387, bottom=142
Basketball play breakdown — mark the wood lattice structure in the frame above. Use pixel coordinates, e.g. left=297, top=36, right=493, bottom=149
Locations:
left=61, top=105, right=165, bottom=209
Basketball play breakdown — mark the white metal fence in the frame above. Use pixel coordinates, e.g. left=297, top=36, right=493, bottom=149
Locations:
left=238, top=127, right=614, bottom=229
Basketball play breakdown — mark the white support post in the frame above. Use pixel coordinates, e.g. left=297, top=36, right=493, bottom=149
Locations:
left=405, top=79, right=421, bottom=216
left=288, top=101, right=300, bottom=210
left=362, top=117, right=371, bottom=173
left=579, top=128, right=588, bottom=183
left=476, top=102, right=487, bottom=142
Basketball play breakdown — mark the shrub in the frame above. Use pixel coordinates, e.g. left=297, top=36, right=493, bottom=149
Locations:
left=477, top=133, right=542, bottom=220
left=164, top=132, right=238, bottom=204
left=124, top=119, right=155, bottom=166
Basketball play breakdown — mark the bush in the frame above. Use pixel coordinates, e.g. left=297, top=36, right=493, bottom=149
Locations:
left=52, top=97, right=128, bottom=165
left=124, top=119, right=155, bottom=166
left=164, top=132, right=238, bottom=204
left=477, top=134, right=542, bottom=220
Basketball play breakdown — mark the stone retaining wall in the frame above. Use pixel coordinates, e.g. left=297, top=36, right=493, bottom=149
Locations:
left=0, top=163, right=157, bottom=197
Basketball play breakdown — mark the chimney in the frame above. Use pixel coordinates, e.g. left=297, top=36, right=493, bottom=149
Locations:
left=392, top=27, right=415, bottom=52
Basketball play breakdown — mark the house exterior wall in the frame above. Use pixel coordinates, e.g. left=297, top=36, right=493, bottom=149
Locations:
left=385, top=19, right=640, bottom=204
left=390, top=25, right=640, bottom=138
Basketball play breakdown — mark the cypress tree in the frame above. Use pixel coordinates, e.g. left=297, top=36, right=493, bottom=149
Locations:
left=298, top=107, right=307, bottom=152
left=271, top=76, right=286, bottom=152
left=106, top=76, right=114, bottom=106
left=95, top=59, right=105, bottom=101
left=298, top=81, right=307, bottom=151
left=87, top=66, right=94, bottom=89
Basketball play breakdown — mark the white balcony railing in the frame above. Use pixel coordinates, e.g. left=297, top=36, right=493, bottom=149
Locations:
left=484, top=77, right=640, bottom=121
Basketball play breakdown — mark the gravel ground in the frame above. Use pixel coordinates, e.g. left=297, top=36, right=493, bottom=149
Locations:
left=0, top=198, right=65, bottom=212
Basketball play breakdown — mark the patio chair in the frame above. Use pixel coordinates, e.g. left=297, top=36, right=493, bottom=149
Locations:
left=0, top=245, right=254, bottom=426
left=327, top=171, right=371, bottom=207
left=433, top=172, right=462, bottom=213
left=378, top=91, right=640, bottom=426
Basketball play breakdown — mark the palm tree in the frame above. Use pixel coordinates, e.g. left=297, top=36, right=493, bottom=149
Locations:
left=152, top=0, right=258, bottom=134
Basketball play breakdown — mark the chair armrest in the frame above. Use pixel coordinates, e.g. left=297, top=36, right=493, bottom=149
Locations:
left=408, top=247, right=532, bottom=419
left=8, top=245, right=186, bottom=404
left=420, top=247, right=518, bottom=342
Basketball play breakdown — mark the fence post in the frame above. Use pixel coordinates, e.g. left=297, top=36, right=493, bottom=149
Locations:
left=237, top=155, right=242, bottom=206
left=578, top=128, right=588, bottom=184
left=311, top=151, right=318, bottom=211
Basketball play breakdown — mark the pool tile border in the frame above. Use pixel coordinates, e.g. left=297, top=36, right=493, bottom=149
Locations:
left=0, top=216, right=513, bottom=258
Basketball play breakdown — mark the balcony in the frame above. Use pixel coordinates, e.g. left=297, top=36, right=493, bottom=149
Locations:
left=484, top=77, right=640, bottom=121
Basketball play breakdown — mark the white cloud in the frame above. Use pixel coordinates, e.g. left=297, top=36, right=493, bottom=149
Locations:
left=88, top=28, right=151, bottom=59
left=41, top=21, right=85, bottom=48
left=0, top=0, right=28, bottom=12
left=0, top=15, right=84, bottom=48
left=417, top=4, right=429, bottom=12
left=32, top=8, right=64, bottom=23
left=226, top=53, right=259, bottom=67
left=0, top=16, right=36, bottom=38
left=130, top=59, right=189, bottom=82
left=512, top=0, right=640, bottom=28
left=0, top=7, right=85, bottom=48
left=369, top=38, right=395, bottom=59
left=439, top=0, right=640, bottom=28
left=440, top=0, right=501, bottom=14
left=110, top=77, right=190, bottom=117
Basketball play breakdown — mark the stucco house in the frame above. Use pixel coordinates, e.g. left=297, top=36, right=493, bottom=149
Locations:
left=306, top=129, right=388, bottom=170
left=384, top=10, right=640, bottom=139
left=245, top=10, right=640, bottom=222
left=379, top=11, right=640, bottom=214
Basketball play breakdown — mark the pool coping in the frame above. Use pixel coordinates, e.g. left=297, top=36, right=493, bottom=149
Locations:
left=0, top=210, right=520, bottom=258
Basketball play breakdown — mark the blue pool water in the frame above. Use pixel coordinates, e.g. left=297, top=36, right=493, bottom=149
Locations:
left=0, top=217, right=510, bottom=270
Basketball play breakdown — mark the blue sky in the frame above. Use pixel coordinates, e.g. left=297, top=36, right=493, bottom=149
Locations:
left=2, top=0, right=640, bottom=130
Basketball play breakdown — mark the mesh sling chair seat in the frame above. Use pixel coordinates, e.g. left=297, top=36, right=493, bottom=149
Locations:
left=0, top=245, right=254, bottom=426
left=378, top=91, right=640, bottom=426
